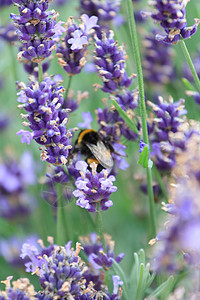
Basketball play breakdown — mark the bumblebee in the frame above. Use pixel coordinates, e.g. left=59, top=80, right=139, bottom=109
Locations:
left=72, top=129, right=114, bottom=172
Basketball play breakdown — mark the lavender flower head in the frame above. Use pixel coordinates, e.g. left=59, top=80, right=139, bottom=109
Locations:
left=94, top=30, right=133, bottom=93
left=151, top=134, right=200, bottom=273
left=0, top=235, right=38, bottom=267
left=0, top=277, right=36, bottom=299
left=0, top=152, right=36, bottom=220
left=21, top=237, right=96, bottom=299
left=142, top=29, right=175, bottom=84
left=56, top=15, right=98, bottom=75
left=149, top=0, right=199, bottom=43
left=16, top=76, right=72, bottom=165
left=148, top=96, right=187, bottom=142
left=80, top=0, right=121, bottom=22
left=0, top=23, right=18, bottom=43
left=148, top=96, right=189, bottom=171
left=80, top=233, right=124, bottom=271
left=73, top=161, right=117, bottom=212
left=11, top=0, right=58, bottom=63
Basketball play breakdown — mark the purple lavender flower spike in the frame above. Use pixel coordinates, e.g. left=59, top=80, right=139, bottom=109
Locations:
left=0, top=277, right=36, bottom=299
left=11, top=0, right=58, bottom=63
left=80, top=0, right=121, bottom=22
left=0, top=113, right=9, bottom=132
left=148, top=96, right=187, bottom=142
left=148, top=95, right=189, bottom=172
left=0, top=154, right=36, bottom=220
left=21, top=237, right=95, bottom=299
left=56, top=15, right=97, bottom=75
left=0, top=23, right=18, bottom=43
left=0, top=235, right=38, bottom=268
left=149, top=0, right=199, bottom=44
left=17, top=77, right=72, bottom=165
left=73, top=161, right=117, bottom=212
left=80, top=233, right=124, bottom=270
left=94, top=30, right=133, bottom=94
left=142, top=29, right=175, bottom=84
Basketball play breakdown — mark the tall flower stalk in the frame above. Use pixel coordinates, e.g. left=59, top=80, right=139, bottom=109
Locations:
left=180, top=40, right=200, bottom=93
left=125, top=0, right=156, bottom=237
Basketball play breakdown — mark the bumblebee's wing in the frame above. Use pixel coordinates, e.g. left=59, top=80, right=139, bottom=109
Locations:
left=86, top=140, right=114, bottom=169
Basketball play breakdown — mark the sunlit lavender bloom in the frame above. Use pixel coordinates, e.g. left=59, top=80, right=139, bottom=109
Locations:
left=149, top=0, right=199, bottom=44
left=21, top=238, right=94, bottom=299
left=73, top=161, right=117, bottom=212
left=17, top=77, right=72, bottom=165
left=80, top=233, right=124, bottom=271
left=80, top=0, right=120, bottom=22
left=11, top=0, right=57, bottom=63
left=0, top=23, right=18, bottom=43
left=142, top=29, right=175, bottom=84
left=0, top=277, right=36, bottom=299
left=94, top=30, right=133, bottom=93
left=0, top=235, right=38, bottom=267
left=56, top=15, right=97, bottom=75
left=0, top=0, right=12, bottom=6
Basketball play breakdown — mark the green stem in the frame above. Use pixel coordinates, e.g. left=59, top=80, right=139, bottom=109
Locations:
left=56, top=183, right=66, bottom=245
left=112, top=100, right=139, bottom=135
left=125, top=0, right=156, bottom=237
left=38, top=63, right=43, bottom=83
left=180, top=40, right=200, bottom=93
left=96, top=203, right=106, bottom=252
left=9, top=44, right=18, bottom=82
left=64, top=76, right=72, bottom=100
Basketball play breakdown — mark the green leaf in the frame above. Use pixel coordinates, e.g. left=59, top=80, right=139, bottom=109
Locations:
left=138, top=146, right=153, bottom=169
left=128, top=249, right=155, bottom=300
left=182, top=78, right=196, bottom=91
left=149, top=275, right=174, bottom=298
left=112, top=100, right=139, bottom=135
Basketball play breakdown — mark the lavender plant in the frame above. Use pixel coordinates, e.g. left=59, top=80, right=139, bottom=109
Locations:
left=0, top=0, right=200, bottom=299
